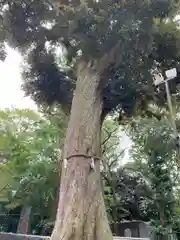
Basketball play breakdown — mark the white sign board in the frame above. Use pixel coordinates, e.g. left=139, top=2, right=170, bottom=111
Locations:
left=165, top=68, right=177, bottom=79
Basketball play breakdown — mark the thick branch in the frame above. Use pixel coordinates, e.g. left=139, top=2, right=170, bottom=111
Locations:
left=98, top=41, right=121, bottom=75
left=145, top=110, right=162, bottom=121
left=48, top=0, right=85, bottom=13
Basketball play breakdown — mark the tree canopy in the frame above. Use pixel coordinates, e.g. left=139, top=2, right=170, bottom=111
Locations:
left=1, top=0, right=180, bottom=118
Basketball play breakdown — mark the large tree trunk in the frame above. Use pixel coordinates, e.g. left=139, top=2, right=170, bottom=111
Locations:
left=51, top=62, right=113, bottom=240
left=17, top=205, right=32, bottom=234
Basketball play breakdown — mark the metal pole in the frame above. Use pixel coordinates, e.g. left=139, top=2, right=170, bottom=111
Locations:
left=165, top=78, right=180, bottom=168
left=164, top=79, right=177, bottom=134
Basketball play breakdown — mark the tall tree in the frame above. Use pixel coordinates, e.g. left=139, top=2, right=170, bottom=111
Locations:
left=1, top=1, right=180, bottom=240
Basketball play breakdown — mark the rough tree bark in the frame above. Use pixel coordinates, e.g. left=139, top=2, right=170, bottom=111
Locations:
left=51, top=61, right=113, bottom=240
left=17, top=205, right=32, bottom=234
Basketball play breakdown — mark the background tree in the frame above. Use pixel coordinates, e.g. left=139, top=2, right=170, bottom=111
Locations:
left=1, top=1, right=180, bottom=239
left=101, top=120, right=127, bottom=226
left=102, top=126, right=153, bottom=234
left=101, top=119, right=153, bottom=235
left=129, top=113, right=180, bottom=239
left=0, top=108, right=66, bottom=234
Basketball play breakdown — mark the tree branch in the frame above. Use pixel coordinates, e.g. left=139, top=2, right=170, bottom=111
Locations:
left=0, top=184, right=10, bottom=195
left=101, top=127, right=118, bottom=146
left=98, top=41, right=121, bottom=74
left=109, top=149, right=126, bottom=169
left=102, top=142, right=119, bottom=155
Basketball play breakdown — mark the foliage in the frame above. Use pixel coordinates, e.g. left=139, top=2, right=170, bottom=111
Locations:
left=101, top=110, right=180, bottom=237
left=102, top=120, right=126, bottom=223
left=101, top=120, right=151, bottom=224
left=1, top=1, right=180, bottom=119
left=101, top=119, right=121, bottom=169
left=103, top=162, right=154, bottom=224
left=0, top=108, right=66, bottom=220
left=130, top=115, right=180, bottom=237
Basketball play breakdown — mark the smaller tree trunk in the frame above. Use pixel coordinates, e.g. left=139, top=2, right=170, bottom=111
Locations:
left=17, top=205, right=32, bottom=234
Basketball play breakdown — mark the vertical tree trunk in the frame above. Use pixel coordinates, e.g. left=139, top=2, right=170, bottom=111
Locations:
left=51, top=62, right=113, bottom=240
left=17, top=205, right=32, bottom=234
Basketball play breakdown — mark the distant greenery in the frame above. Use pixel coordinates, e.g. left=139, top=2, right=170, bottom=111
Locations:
left=130, top=114, right=180, bottom=239
left=0, top=108, right=67, bottom=233
left=1, top=108, right=180, bottom=238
